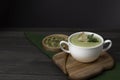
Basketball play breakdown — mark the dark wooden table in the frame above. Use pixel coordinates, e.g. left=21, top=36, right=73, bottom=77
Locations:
left=0, top=27, right=119, bottom=80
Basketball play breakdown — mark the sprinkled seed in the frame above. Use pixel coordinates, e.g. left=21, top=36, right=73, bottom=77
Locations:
left=45, top=35, right=67, bottom=47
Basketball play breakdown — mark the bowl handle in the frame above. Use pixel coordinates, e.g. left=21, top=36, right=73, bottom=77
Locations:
left=60, top=41, right=70, bottom=53
left=102, top=40, right=112, bottom=52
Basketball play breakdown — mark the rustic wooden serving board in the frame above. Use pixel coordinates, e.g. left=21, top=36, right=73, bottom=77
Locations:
left=53, top=52, right=114, bottom=80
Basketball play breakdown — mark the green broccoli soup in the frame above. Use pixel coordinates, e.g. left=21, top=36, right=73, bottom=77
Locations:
left=70, top=33, right=102, bottom=47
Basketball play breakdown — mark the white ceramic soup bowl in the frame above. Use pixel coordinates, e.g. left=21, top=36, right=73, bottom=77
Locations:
left=60, top=32, right=112, bottom=63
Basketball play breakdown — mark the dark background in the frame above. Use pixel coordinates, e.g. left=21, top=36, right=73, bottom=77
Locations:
left=0, top=0, right=120, bottom=29
left=0, top=1, right=120, bottom=80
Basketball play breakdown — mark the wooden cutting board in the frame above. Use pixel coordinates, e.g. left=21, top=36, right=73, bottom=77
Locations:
left=53, top=52, right=114, bottom=80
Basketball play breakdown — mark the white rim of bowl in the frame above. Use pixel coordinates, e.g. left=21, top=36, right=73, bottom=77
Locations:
left=68, top=31, right=104, bottom=49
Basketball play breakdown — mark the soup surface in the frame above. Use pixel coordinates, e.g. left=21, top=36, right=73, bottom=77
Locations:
left=70, top=33, right=102, bottom=47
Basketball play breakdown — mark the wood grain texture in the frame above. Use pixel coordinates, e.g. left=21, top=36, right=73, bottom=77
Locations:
left=0, top=31, right=68, bottom=80
left=53, top=52, right=69, bottom=74
left=53, top=52, right=114, bottom=80
left=0, top=28, right=119, bottom=80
